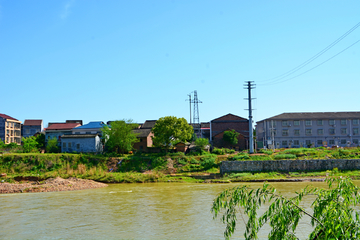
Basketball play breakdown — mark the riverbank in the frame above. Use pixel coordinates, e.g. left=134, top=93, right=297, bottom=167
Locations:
left=0, top=177, right=107, bottom=194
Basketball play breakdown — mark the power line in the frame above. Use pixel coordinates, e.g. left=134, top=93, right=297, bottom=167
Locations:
left=257, top=20, right=360, bottom=84
left=258, top=39, right=360, bottom=86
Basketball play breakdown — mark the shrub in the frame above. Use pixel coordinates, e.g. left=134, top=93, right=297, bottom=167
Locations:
left=200, top=156, right=217, bottom=170
left=212, top=147, right=224, bottom=155
left=273, top=154, right=296, bottom=160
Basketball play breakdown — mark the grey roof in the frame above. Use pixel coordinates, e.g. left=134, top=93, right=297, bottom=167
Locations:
left=259, top=112, right=360, bottom=122
left=141, top=120, right=157, bottom=129
left=132, top=128, right=152, bottom=138
left=61, top=134, right=99, bottom=138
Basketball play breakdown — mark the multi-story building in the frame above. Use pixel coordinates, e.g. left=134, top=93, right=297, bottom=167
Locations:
left=0, top=114, right=22, bottom=144
left=22, top=119, right=43, bottom=138
left=256, top=112, right=360, bottom=149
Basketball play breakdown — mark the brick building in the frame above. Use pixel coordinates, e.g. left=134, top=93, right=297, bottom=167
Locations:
left=210, top=113, right=249, bottom=150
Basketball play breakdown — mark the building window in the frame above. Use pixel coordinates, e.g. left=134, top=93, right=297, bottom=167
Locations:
left=68, top=142, right=72, bottom=148
left=317, top=120, right=323, bottom=126
left=354, top=128, right=359, bottom=135
left=294, top=129, right=300, bottom=135
left=271, top=130, right=276, bottom=136
left=77, top=144, right=80, bottom=149
left=353, top=139, right=359, bottom=144
left=140, top=138, right=143, bottom=142
left=317, top=140, right=323, bottom=145
left=282, top=129, right=289, bottom=136
left=329, top=119, right=335, bottom=126
left=294, top=120, right=300, bottom=126
left=25, top=129, right=30, bottom=134
left=340, top=139, right=346, bottom=144
left=341, top=119, right=347, bottom=125
left=329, top=128, right=335, bottom=135
left=341, top=128, right=347, bottom=135
left=75, top=132, right=80, bottom=134
left=270, top=121, right=276, bottom=128
left=305, top=120, right=312, bottom=126
left=282, top=140, right=287, bottom=146
left=305, top=129, right=312, bottom=135
left=329, top=139, right=335, bottom=145
left=353, top=119, right=359, bottom=125
left=293, top=140, right=299, bottom=145
left=282, top=120, right=288, bottom=127
left=317, top=129, right=323, bottom=135
left=305, top=140, right=311, bottom=146
left=63, top=142, right=66, bottom=148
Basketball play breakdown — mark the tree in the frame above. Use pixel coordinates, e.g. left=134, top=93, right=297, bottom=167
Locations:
left=102, top=120, right=139, bottom=154
left=22, top=136, right=38, bottom=153
left=223, top=129, right=239, bottom=147
left=35, top=134, right=45, bottom=149
left=152, top=116, right=193, bottom=150
left=46, top=137, right=59, bottom=153
left=212, top=177, right=360, bottom=240
left=195, top=138, right=209, bottom=152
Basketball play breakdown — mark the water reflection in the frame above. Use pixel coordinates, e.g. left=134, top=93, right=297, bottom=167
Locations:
left=0, top=181, right=357, bottom=239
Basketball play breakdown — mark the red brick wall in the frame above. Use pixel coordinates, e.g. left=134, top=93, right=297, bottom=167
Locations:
left=213, top=131, right=247, bottom=150
left=211, top=114, right=249, bottom=138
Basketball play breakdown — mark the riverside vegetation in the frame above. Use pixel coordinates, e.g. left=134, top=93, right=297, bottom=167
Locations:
left=3, top=146, right=360, bottom=183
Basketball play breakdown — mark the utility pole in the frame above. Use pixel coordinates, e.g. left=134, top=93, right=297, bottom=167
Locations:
left=244, top=81, right=255, bottom=153
left=186, top=93, right=192, bottom=124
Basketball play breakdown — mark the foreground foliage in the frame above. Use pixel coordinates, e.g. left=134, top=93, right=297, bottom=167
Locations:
left=212, top=177, right=360, bottom=239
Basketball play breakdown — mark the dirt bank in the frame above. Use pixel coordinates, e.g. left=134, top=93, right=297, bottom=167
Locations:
left=0, top=177, right=107, bottom=194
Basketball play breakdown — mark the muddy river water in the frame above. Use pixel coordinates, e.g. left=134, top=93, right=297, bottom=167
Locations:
left=0, top=180, right=358, bottom=239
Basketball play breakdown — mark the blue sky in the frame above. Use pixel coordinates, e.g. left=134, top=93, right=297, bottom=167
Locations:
left=1, top=1, right=359, bottom=127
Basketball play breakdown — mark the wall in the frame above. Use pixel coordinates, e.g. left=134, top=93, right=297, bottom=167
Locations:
left=220, top=159, right=360, bottom=175
left=61, top=136, right=102, bottom=153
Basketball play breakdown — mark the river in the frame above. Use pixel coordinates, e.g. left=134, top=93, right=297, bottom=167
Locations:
left=0, top=181, right=355, bottom=239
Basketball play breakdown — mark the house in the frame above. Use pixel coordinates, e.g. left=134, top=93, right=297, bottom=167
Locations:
left=256, top=112, right=360, bottom=149
left=132, top=128, right=154, bottom=152
left=22, top=119, right=43, bottom=138
left=141, top=120, right=157, bottom=129
left=45, top=122, right=82, bottom=147
left=209, top=113, right=249, bottom=150
left=61, top=134, right=103, bottom=153
left=0, top=114, right=22, bottom=144
left=72, top=121, right=106, bottom=136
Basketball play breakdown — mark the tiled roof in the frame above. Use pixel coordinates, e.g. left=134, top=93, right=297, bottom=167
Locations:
left=46, top=123, right=81, bottom=130
left=141, top=120, right=157, bottom=129
left=211, top=113, right=248, bottom=122
left=24, top=120, right=42, bottom=126
left=73, top=121, right=106, bottom=130
left=0, top=113, right=19, bottom=121
left=132, top=129, right=152, bottom=138
left=61, top=134, right=99, bottom=138
left=259, top=112, right=360, bottom=122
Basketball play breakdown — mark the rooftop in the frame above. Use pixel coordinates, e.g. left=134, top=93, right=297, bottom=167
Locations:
left=258, top=112, right=360, bottom=122
left=24, top=119, right=43, bottom=126
left=46, top=123, right=81, bottom=130
left=73, top=121, right=106, bottom=130
left=0, top=113, right=19, bottom=121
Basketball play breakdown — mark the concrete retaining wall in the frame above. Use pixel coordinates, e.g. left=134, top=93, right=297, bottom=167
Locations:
left=220, top=159, right=360, bottom=175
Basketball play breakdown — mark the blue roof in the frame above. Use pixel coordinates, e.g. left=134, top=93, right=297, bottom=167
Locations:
left=73, top=121, right=107, bottom=130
